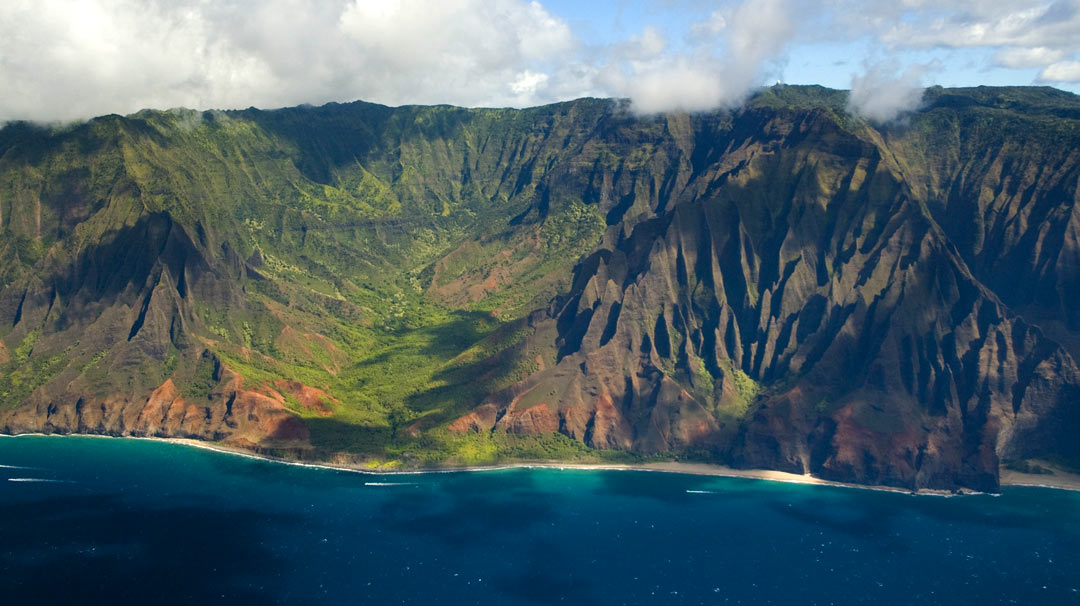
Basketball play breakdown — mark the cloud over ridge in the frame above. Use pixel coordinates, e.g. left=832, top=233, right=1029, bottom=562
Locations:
left=1, top=0, right=1079, bottom=122
left=848, top=61, right=933, bottom=123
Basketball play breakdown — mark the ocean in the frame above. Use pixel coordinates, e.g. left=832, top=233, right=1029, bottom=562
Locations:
left=1, top=435, right=1078, bottom=605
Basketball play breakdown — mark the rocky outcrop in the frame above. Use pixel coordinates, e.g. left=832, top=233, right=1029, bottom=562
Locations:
left=447, top=403, right=499, bottom=433
left=450, top=91, right=1080, bottom=491
left=1, top=369, right=310, bottom=450
left=0, top=210, right=310, bottom=450
left=272, top=380, right=337, bottom=416
left=3, top=86, right=1080, bottom=491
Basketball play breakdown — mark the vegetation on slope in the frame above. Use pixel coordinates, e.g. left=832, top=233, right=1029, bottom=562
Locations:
left=1, top=86, right=1079, bottom=490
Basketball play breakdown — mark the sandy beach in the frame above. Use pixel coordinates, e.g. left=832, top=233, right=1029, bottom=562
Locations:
left=6, top=432, right=1078, bottom=495
left=142, top=436, right=1052, bottom=496
left=1000, top=461, right=1080, bottom=492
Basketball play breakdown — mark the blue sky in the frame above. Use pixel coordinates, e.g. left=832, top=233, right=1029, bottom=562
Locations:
left=2, top=0, right=1079, bottom=122
left=542, top=0, right=1079, bottom=91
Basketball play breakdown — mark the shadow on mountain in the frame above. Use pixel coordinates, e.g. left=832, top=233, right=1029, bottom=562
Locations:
left=302, top=417, right=392, bottom=455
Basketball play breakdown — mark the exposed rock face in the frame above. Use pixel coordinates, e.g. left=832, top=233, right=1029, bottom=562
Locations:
left=2, top=370, right=309, bottom=449
left=0, top=209, right=304, bottom=451
left=452, top=90, right=1080, bottom=491
left=273, top=380, right=337, bottom=416
left=447, top=403, right=499, bottom=434
left=495, top=402, right=560, bottom=435
left=3, top=86, right=1080, bottom=490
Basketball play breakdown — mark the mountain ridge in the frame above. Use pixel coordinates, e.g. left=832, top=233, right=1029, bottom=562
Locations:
left=2, top=85, right=1079, bottom=492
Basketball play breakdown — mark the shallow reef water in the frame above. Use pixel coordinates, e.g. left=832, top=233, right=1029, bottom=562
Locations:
left=2, top=435, right=1079, bottom=605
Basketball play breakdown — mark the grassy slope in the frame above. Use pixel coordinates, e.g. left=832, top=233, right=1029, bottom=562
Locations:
left=2, top=86, right=1078, bottom=467
left=0, top=99, right=621, bottom=464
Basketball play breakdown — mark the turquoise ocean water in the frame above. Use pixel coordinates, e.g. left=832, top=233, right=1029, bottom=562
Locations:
left=1, top=435, right=1078, bottom=605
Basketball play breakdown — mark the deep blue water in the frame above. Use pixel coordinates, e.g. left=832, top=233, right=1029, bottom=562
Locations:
left=1, top=436, right=1079, bottom=605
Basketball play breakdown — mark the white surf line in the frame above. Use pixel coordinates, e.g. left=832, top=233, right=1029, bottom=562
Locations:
left=364, top=482, right=417, bottom=486
left=7, top=478, right=72, bottom=483
left=1002, top=482, right=1077, bottom=492
left=685, top=489, right=716, bottom=494
left=0, top=464, right=33, bottom=469
left=1, top=434, right=1025, bottom=496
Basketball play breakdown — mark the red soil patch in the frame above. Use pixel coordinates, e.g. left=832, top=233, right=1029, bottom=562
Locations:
left=273, top=380, right=337, bottom=416
left=448, top=403, right=498, bottom=433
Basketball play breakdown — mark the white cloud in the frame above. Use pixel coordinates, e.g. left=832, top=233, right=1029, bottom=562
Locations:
left=609, top=58, right=725, bottom=114
left=826, top=1, right=1072, bottom=48
left=996, top=47, right=1067, bottom=69
left=608, top=0, right=798, bottom=114
left=1040, top=60, right=1080, bottom=82
left=620, top=26, right=669, bottom=59
left=690, top=10, right=728, bottom=38
left=813, top=1, right=1080, bottom=93
left=848, top=61, right=931, bottom=123
left=510, top=70, right=550, bottom=96
left=0, top=0, right=587, bottom=122
left=722, top=0, right=797, bottom=94
left=0, top=0, right=811, bottom=121
left=852, top=1, right=1080, bottom=72
left=1, top=0, right=1079, bottom=123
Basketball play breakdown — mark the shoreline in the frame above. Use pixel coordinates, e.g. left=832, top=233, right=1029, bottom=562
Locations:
left=4, top=432, right=1079, bottom=496
left=1000, top=464, right=1080, bottom=492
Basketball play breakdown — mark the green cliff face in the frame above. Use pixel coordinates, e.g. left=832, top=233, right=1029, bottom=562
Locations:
left=1, top=86, right=1078, bottom=491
